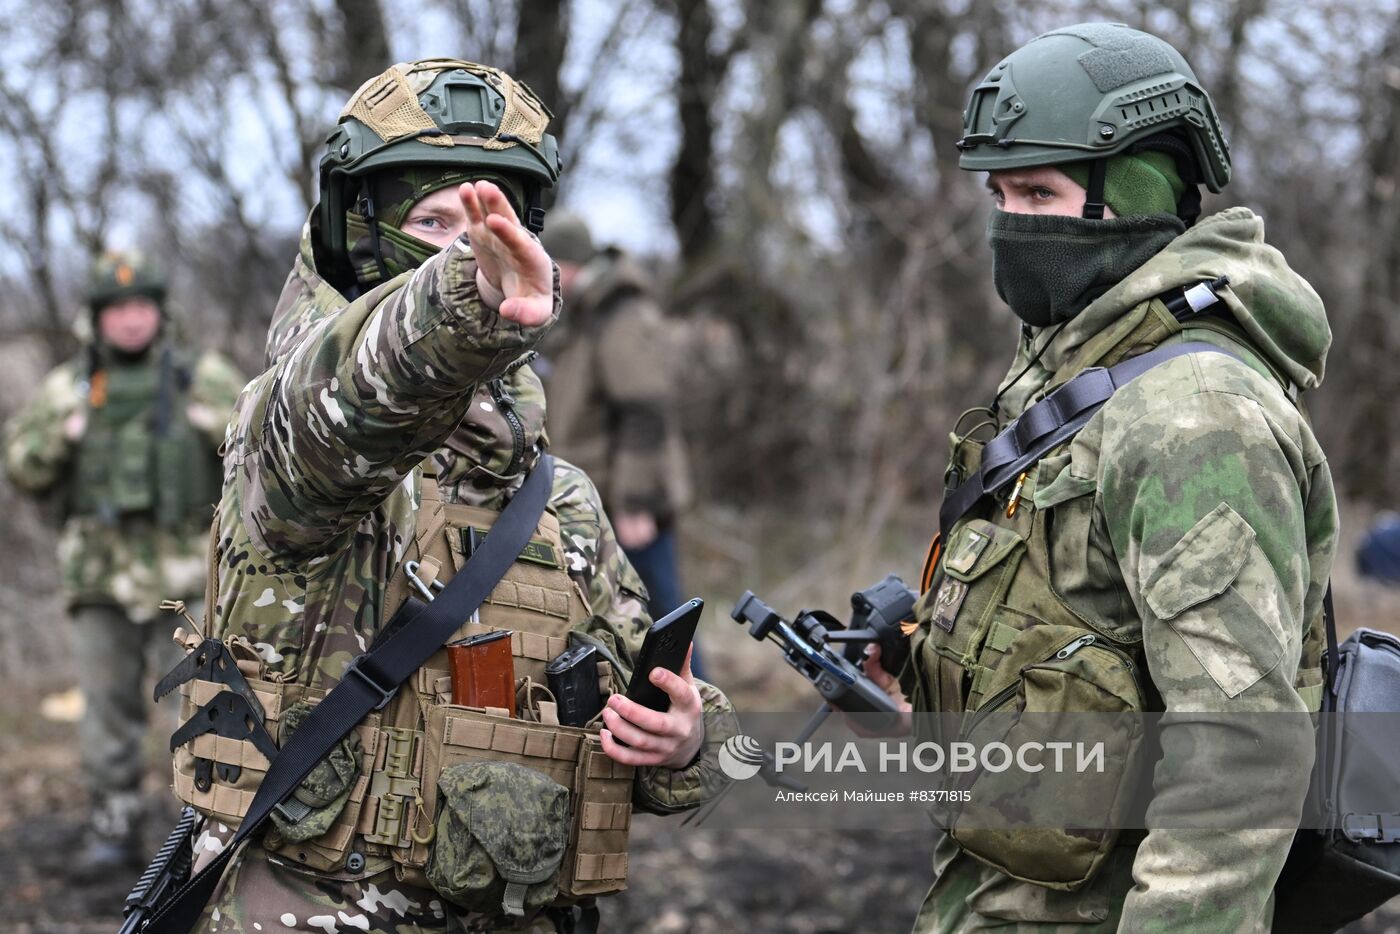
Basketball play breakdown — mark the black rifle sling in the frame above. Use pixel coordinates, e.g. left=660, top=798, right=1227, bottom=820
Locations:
left=144, top=454, right=556, bottom=933
left=938, top=342, right=1236, bottom=545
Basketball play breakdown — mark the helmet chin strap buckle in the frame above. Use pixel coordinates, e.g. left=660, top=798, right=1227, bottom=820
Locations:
left=1081, top=157, right=1108, bottom=220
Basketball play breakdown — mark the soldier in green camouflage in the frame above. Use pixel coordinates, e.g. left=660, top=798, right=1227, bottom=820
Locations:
left=863, top=24, right=1337, bottom=932
left=185, top=60, right=735, bottom=932
left=3, top=250, right=245, bottom=877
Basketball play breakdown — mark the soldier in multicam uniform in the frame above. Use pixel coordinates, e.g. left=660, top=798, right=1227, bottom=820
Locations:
left=863, top=24, right=1338, bottom=932
left=3, top=251, right=245, bottom=877
left=535, top=214, right=693, bottom=632
left=180, top=60, right=735, bottom=933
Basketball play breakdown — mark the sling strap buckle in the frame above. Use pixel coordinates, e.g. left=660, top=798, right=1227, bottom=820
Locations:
left=343, top=653, right=398, bottom=711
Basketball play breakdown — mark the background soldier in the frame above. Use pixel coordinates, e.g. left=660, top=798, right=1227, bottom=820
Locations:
left=3, top=251, right=244, bottom=877
left=537, top=214, right=694, bottom=637
left=176, top=60, right=734, bottom=932
left=867, top=23, right=1337, bottom=930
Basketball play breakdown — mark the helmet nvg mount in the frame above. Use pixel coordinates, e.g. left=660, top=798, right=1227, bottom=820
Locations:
left=88, top=250, right=167, bottom=313
left=316, top=58, right=562, bottom=287
left=957, top=23, right=1230, bottom=219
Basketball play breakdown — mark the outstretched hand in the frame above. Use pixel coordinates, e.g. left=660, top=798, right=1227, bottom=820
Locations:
left=460, top=180, right=554, bottom=326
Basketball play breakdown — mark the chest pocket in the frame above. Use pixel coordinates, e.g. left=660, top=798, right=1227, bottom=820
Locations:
left=909, top=518, right=1027, bottom=721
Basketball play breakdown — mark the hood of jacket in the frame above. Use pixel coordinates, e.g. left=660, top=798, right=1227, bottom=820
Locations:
left=998, top=207, right=1330, bottom=412
left=267, top=218, right=548, bottom=497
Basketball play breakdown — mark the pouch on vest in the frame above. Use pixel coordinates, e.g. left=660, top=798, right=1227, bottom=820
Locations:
left=908, top=517, right=1027, bottom=725
left=426, top=760, right=570, bottom=916
left=269, top=700, right=362, bottom=843
left=408, top=692, right=634, bottom=902
left=171, top=673, right=378, bottom=872
left=942, top=623, right=1147, bottom=891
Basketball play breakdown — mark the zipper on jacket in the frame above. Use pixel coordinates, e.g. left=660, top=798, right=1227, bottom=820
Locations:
left=489, top=378, right=526, bottom=477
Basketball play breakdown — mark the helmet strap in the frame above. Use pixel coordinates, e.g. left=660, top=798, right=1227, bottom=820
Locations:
left=524, top=187, right=546, bottom=234
left=361, top=180, right=392, bottom=285
left=1082, top=158, right=1108, bottom=219
left=1176, top=184, right=1203, bottom=226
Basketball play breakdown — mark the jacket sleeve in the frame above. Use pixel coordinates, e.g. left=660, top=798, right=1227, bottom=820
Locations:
left=1097, top=374, right=1331, bottom=933
left=549, top=458, right=737, bottom=813
left=3, top=363, right=81, bottom=495
left=594, top=295, right=686, bottom=517
left=189, top=351, right=248, bottom=448
left=239, top=239, right=558, bottom=561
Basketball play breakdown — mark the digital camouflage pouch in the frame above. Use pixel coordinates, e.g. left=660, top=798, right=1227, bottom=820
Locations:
left=427, top=760, right=570, bottom=917
left=269, top=700, right=362, bottom=843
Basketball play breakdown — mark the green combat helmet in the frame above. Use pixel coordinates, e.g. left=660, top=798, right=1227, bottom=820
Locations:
left=316, top=58, right=562, bottom=291
left=87, top=249, right=166, bottom=314
left=957, top=23, right=1230, bottom=221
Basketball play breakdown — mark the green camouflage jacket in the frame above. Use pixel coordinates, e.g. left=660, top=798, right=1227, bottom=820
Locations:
left=212, top=224, right=732, bottom=822
left=3, top=344, right=245, bottom=622
left=908, top=208, right=1336, bottom=933
left=537, top=248, right=692, bottom=522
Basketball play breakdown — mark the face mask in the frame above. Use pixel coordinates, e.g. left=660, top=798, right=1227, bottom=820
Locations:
left=343, top=169, right=531, bottom=291
left=344, top=213, right=441, bottom=290
left=988, top=211, right=1185, bottom=327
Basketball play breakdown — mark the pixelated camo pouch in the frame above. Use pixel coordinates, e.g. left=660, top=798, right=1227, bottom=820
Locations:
left=426, top=760, right=570, bottom=916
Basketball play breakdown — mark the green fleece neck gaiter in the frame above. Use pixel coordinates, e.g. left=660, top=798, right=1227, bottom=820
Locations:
left=988, top=211, right=1186, bottom=327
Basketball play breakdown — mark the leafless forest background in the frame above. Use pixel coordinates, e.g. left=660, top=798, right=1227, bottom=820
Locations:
left=1, top=0, right=1399, bottom=931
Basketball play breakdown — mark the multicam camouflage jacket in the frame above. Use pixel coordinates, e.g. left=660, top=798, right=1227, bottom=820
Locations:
left=210, top=223, right=733, bottom=825
left=905, top=208, right=1337, bottom=933
left=538, top=248, right=692, bottom=522
left=3, top=343, right=245, bottom=622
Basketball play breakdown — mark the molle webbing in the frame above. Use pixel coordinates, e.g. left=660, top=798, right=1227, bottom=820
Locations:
left=146, top=457, right=555, bottom=934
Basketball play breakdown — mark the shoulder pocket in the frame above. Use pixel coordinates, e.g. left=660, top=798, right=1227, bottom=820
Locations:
left=1144, top=502, right=1253, bottom=620
left=1143, top=503, right=1286, bottom=698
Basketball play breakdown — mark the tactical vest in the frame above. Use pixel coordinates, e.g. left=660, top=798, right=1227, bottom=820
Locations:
left=172, top=467, right=635, bottom=913
left=908, top=300, right=1327, bottom=890
left=68, top=347, right=221, bottom=529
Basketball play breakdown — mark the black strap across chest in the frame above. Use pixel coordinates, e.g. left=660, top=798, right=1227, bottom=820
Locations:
left=144, top=454, right=555, bottom=933
left=937, top=342, right=1235, bottom=545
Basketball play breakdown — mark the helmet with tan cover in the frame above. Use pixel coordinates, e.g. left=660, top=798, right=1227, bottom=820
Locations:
left=315, top=59, right=562, bottom=291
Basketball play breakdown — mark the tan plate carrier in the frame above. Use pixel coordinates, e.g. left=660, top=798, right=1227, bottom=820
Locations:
left=173, top=469, right=635, bottom=899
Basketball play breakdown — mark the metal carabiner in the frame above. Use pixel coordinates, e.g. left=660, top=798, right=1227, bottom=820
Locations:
left=403, top=559, right=444, bottom=602
left=403, top=559, right=477, bottom=624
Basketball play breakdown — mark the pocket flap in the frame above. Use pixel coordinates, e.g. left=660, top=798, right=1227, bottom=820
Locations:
left=944, top=520, right=1023, bottom=583
left=442, top=761, right=569, bottom=884
left=1032, top=450, right=1098, bottom=510
left=1144, top=503, right=1254, bottom=621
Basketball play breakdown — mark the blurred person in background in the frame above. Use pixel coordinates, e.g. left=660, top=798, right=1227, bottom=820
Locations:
left=538, top=213, right=701, bottom=674
left=2, top=249, right=244, bottom=879
left=866, top=23, right=1336, bottom=931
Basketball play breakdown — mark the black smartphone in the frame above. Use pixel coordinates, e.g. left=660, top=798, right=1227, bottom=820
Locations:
left=623, top=598, right=703, bottom=712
